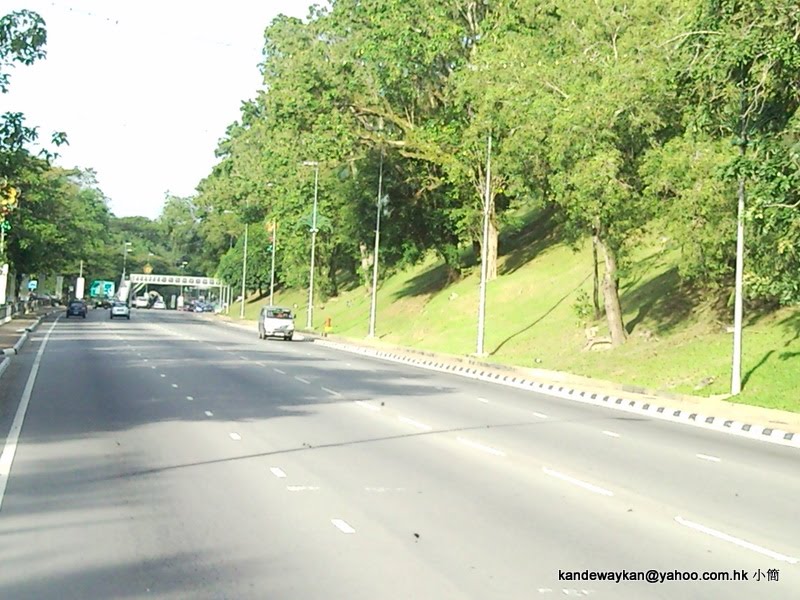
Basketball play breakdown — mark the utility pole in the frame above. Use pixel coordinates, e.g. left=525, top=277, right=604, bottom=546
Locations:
left=240, top=221, right=249, bottom=319
left=476, top=134, right=492, bottom=356
left=368, top=151, right=385, bottom=338
left=303, top=161, right=320, bottom=329
left=269, top=219, right=277, bottom=306
left=731, top=99, right=749, bottom=396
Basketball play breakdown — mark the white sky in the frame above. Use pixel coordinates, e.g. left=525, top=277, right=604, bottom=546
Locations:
left=2, top=0, right=317, bottom=219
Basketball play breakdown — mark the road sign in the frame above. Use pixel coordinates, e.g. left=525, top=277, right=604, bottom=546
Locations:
left=28, top=280, right=38, bottom=291
left=89, top=280, right=115, bottom=298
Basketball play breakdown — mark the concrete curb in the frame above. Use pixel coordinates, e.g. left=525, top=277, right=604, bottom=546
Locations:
left=312, top=338, right=800, bottom=451
left=0, top=356, right=9, bottom=379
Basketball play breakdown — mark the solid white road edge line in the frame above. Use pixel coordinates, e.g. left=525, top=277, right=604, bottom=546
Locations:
left=674, top=516, right=798, bottom=564
left=542, top=467, right=614, bottom=497
left=399, top=416, right=432, bottom=431
left=331, top=519, right=356, bottom=534
left=696, top=453, right=721, bottom=462
left=0, top=318, right=59, bottom=512
left=457, top=437, right=506, bottom=457
left=269, top=467, right=287, bottom=478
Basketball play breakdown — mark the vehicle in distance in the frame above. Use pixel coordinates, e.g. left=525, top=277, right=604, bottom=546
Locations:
left=258, top=306, right=294, bottom=341
left=134, top=297, right=149, bottom=308
left=66, top=299, right=87, bottom=319
left=153, top=299, right=166, bottom=309
left=110, top=301, right=130, bottom=320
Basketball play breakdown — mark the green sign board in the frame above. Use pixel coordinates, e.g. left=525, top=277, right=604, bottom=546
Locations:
left=89, top=280, right=115, bottom=298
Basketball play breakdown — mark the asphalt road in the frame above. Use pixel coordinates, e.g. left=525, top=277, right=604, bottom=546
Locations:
left=0, top=307, right=797, bottom=599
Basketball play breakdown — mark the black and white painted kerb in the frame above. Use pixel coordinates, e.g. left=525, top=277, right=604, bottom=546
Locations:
left=313, top=339, right=800, bottom=450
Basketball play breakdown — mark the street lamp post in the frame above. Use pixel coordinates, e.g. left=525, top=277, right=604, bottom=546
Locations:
left=269, top=219, right=277, bottom=306
left=303, top=161, right=320, bottom=329
left=368, top=151, right=385, bottom=338
left=476, top=134, right=492, bottom=356
left=240, top=221, right=249, bottom=319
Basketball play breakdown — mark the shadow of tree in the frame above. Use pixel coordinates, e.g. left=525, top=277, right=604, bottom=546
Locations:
left=491, top=271, right=592, bottom=355
left=499, top=207, right=563, bottom=276
left=393, top=262, right=454, bottom=300
left=619, top=267, right=701, bottom=335
left=780, top=311, right=800, bottom=346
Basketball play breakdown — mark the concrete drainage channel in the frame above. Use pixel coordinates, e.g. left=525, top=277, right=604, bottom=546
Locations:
left=311, top=338, right=800, bottom=450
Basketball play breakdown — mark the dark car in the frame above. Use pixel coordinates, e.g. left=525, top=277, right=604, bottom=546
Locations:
left=66, top=299, right=87, bottom=319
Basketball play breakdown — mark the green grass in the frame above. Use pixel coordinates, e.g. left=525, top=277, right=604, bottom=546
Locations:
left=237, top=209, right=800, bottom=413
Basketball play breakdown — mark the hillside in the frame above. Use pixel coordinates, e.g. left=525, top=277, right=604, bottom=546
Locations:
left=241, top=209, right=800, bottom=413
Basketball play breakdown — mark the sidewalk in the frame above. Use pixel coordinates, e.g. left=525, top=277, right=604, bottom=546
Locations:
left=0, top=305, right=57, bottom=355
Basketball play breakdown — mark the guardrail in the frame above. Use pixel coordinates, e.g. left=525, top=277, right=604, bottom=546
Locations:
left=1, top=299, right=46, bottom=324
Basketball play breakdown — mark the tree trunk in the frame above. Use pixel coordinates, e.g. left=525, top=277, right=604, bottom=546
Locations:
left=328, top=250, right=339, bottom=297
left=595, top=235, right=627, bottom=346
left=592, top=231, right=601, bottom=319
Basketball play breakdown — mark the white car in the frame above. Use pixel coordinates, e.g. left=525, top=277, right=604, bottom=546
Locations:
left=110, top=302, right=130, bottom=320
left=153, top=299, right=166, bottom=309
left=258, top=306, right=295, bottom=341
left=134, top=297, right=149, bottom=308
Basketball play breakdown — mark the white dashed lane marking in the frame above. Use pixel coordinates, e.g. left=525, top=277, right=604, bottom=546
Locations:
left=399, top=416, right=432, bottom=431
left=602, top=430, right=620, bottom=438
left=186, top=396, right=194, bottom=401
left=229, top=433, right=242, bottom=441
left=457, top=437, right=506, bottom=457
left=274, top=368, right=286, bottom=375
left=696, top=453, right=721, bottom=462
left=542, top=467, right=614, bottom=497
left=477, top=397, right=489, bottom=403
left=532, top=412, right=548, bottom=419
left=294, top=376, right=311, bottom=384
left=171, top=384, right=178, bottom=388
left=674, top=516, right=798, bottom=564
left=269, top=467, right=287, bottom=478
left=204, top=411, right=214, bottom=417
left=331, top=519, right=355, bottom=534
left=354, top=401, right=380, bottom=412
left=321, top=387, right=342, bottom=397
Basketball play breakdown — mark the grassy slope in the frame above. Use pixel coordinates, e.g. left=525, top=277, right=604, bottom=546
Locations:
left=241, top=209, right=800, bottom=413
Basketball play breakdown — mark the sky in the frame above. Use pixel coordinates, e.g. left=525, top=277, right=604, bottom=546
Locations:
left=2, top=0, right=318, bottom=219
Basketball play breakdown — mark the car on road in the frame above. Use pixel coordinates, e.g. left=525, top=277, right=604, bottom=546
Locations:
left=153, top=299, right=166, bottom=309
left=258, top=306, right=295, bottom=341
left=110, top=301, right=131, bottom=320
left=66, top=299, right=87, bottom=319
left=133, top=296, right=149, bottom=308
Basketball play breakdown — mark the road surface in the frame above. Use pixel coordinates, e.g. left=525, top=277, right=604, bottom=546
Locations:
left=0, top=308, right=797, bottom=599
